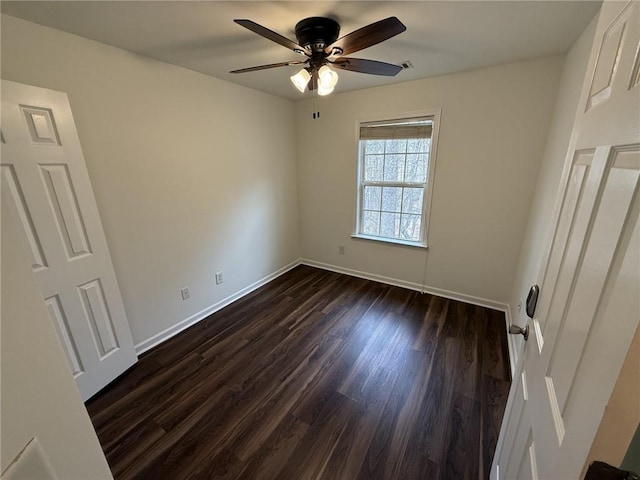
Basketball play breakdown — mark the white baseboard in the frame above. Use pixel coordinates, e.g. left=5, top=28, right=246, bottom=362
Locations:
left=301, top=258, right=509, bottom=312
left=134, top=259, right=302, bottom=355
left=302, top=259, right=424, bottom=291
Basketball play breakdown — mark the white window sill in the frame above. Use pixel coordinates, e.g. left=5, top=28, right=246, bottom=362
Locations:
left=350, top=234, right=428, bottom=250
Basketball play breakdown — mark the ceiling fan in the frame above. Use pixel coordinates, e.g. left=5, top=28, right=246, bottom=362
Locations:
left=230, top=16, right=407, bottom=95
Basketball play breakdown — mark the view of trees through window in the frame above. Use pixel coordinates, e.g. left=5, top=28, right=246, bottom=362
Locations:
left=358, top=118, right=432, bottom=243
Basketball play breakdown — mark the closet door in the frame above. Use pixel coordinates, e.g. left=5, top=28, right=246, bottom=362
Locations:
left=1, top=80, right=137, bottom=400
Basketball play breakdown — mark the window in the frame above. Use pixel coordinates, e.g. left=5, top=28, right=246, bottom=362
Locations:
left=354, top=115, right=437, bottom=247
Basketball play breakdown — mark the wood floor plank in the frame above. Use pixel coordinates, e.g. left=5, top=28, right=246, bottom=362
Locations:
left=320, top=366, right=398, bottom=480
left=402, top=335, right=460, bottom=468
left=356, top=348, right=427, bottom=480
left=236, top=414, right=309, bottom=480
left=456, top=305, right=483, bottom=400
left=85, top=358, right=166, bottom=416
left=106, top=420, right=167, bottom=478
left=232, top=334, right=345, bottom=462
left=381, top=347, right=441, bottom=478
left=116, top=387, right=238, bottom=479
left=337, top=311, right=399, bottom=401
left=483, top=309, right=511, bottom=381
left=91, top=352, right=205, bottom=447
left=441, top=394, right=482, bottom=480
left=86, top=265, right=512, bottom=479
left=413, top=294, right=448, bottom=353
left=290, top=336, right=362, bottom=426
left=277, top=390, right=356, bottom=480
left=481, top=374, right=511, bottom=477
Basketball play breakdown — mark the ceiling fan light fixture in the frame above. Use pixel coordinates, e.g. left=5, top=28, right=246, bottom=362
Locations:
left=290, top=68, right=311, bottom=93
left=318, top=65, right=339, bottom=89
left=317, top=84, right=335, bottom=96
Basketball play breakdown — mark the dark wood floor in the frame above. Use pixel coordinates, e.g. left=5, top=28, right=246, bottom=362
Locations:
left=86, top=265, right=511, bottom=480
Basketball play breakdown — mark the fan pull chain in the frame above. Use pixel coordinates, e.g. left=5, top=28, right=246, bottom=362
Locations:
left=312, top=96, right=320, bottom=120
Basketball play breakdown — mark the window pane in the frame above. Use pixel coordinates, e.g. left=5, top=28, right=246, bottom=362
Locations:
left=383, top=154, right=405, bottom=182
left=362, top=210, right=380, bottom=236
left=400, top=214, right=422, bottom=241
left=364, top=154, right=384, bottom=181
left=363, top=186, right=382, bottom=210
left=407, top=138, right=429, bottom=153
left=382, top=186, right=402, bottom=212
left=405, top=154, right=427, bottom=183
left=402, top=188, right=423, bottom=214
left=385, top=138, right=407, bottom=153
left=364, top=139, right=385, bottom=154
left=380, top=212, right=400, bottom=238
left=358, top=117, right=434, bottom=244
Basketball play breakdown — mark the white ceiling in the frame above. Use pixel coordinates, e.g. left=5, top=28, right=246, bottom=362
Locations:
left=1, top=1, right=601, bottom=100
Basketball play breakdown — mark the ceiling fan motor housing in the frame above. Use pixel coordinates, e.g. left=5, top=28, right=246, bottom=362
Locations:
left=295, top=17, right=340, bottom=53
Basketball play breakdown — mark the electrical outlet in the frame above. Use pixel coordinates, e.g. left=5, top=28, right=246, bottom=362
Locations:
left=517, top=301, right=522, bottom=312
left=215, top=271, right=224, bottom=285
left=180, top=287, right=190, bottom=300
left=338, top=245, right=345, bottom=255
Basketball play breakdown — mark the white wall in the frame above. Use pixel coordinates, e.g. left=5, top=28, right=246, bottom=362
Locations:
left=508, top=17, right=597, bottom=362
left=1, top=206, right=113, bottom=479
left=1, top=15, right=300, bottom=347
left=296, top=57, right=563, bottom=305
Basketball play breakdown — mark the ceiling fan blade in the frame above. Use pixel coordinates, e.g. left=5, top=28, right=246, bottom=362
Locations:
left=332, top=57, right=403, bottom=76
left=234, top=19, right=310, bottom=56
left=325, top=17, right=406, bottom=56
left=230, top=61, right=307, bottom=74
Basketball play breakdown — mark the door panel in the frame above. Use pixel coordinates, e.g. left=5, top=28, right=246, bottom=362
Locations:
left=1, top=80, right=137, bottom=401
left=580, top=1, right=640, bottom=147
left=548, top=146, right=639, bottom=413
left=40, top=163, right=93, bottom=258
left=1, top=164, right=48, bottom=269
left=45, top=294, right=84, bottom=377
left=540, top=149, right=602, bottom=345
left=516, top=432, right=539, bottom=480
left=78, top=278, right=120, bottom=357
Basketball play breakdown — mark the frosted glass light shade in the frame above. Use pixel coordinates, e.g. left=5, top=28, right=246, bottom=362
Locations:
left=318, top=65, right=339, bottom=89
left=318, top=84, right=335, bottom=96
left=290, top=68, right=311, bottom=93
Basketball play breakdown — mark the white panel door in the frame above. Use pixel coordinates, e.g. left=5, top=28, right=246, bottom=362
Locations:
left=491, top=1, right=640, bottom=479
left=1, top=80, right=137, bottom=401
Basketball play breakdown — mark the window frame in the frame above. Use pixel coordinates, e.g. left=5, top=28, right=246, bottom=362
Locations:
left=352, top=109, right=441, bottom=248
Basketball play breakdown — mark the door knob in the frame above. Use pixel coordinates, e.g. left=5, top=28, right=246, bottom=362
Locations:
left=509, top=324, right=529, bottom=341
